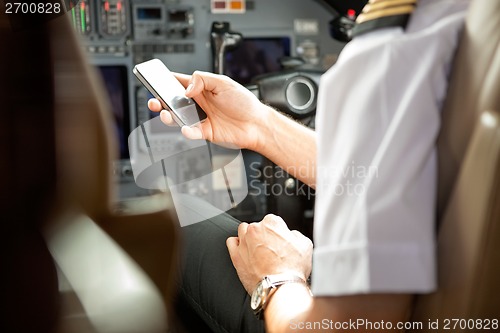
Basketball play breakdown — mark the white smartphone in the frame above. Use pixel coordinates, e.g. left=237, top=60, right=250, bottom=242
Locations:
left=133, top=58, right=207, bottom=127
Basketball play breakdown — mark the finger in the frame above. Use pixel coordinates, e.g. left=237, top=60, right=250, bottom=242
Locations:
left=159, top=110, right=177, bottom=127
left=263, top=214, right=285, bottom=224
left=291, top=230, right=310, bottom=244
left=226, top=237, right=241, bottom=266
left=181, top=125, right=204, bottom=140
left=245, top=222, right=264, bottom=241
left=226, top=236, right=239, bottom=251
left=237, top=222, right=249, bottom=240
left=185, top=71, right=224, bottom=98
left=173, top=72, right=192, bottom=88
left=291, top=230, right=305, bottom=238
left=291, top=230, right=313, bottom=251
left=236, top=222, right=251, bottom=249
left=148, top=98, right=163, bottom=112
left=262, top=214, right=288, bottom=230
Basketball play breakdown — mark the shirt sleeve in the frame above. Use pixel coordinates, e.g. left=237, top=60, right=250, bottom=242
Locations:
left=311, top=10, right=466, bottom=296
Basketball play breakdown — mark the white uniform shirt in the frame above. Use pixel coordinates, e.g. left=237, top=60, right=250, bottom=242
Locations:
left=312, top=0, right=470, bottom=296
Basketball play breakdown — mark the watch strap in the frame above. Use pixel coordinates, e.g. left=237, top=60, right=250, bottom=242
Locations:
left=252, top=273, right=307, bottom=319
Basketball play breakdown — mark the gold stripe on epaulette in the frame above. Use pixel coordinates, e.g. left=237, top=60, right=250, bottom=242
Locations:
left=362, top=0, right=417, bottom=13
left=356, top=5, right=415, bottom=24
left=367, top=0, right=414, bottom=4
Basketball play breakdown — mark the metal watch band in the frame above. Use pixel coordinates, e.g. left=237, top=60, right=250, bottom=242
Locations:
left=265, top=274, right=305, bottom=288
left=252, top=273, right=307, bottom=319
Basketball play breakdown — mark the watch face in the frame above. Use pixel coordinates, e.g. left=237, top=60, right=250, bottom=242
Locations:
left=251, top=282, right=264, bottom=310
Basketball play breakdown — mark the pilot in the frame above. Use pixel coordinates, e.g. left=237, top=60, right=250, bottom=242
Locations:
left=149, top=0, right=471, bottom=332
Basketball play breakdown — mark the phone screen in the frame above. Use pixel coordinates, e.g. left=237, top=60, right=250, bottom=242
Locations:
left=133, top=59, right=207, bottom=126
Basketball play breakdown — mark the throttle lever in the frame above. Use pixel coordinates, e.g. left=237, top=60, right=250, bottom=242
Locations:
left=210, top=22, right=243, bottom=74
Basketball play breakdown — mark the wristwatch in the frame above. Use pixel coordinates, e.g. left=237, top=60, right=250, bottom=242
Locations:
left=250, top=273, right=306, bottom=319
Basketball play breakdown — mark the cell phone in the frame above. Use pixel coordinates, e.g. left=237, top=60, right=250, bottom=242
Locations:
left=133, top=59, right=207, bottom=127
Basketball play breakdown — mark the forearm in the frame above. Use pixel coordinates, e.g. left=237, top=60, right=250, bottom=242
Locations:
left=264, top=283, right=313, bottom=333
left=253, top=106, right=317, bottom=188
left=264, top=286, right=413, bottom=333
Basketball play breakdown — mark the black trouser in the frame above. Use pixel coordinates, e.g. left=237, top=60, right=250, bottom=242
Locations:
left=173, top=195, right=265, bottom=333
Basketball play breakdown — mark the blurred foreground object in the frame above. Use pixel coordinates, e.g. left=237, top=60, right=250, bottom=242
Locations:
left=411, top=0, right=500, bottom=329
left=0, top=2, right=179, bottom=332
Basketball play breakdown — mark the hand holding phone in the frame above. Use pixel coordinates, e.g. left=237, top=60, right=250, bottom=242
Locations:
left=133, top=59, right=208, bottom=127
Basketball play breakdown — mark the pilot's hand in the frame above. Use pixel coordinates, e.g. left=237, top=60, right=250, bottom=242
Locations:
left=226, top=214, right=313, bottom=295
left=148, top=71, right=269, bottom=150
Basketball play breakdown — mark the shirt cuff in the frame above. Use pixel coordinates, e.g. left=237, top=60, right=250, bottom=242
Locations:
left=311, top=242, right=437, bottom=296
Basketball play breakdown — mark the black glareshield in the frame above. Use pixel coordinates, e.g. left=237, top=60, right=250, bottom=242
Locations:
left=133, top=59, right=207, bottom=127
left=317, top=0, right=367, bottom=16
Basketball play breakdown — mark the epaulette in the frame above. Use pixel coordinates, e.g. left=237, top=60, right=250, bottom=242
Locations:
left=352, top=0, right=418, bottom=37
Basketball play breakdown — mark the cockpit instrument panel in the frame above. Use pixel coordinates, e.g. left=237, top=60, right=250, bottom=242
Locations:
left=69, top=0, right=93, bottom=36
left=72, top=0, right=344, bottom=226
left=98, top=0, right=129, bottom=38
